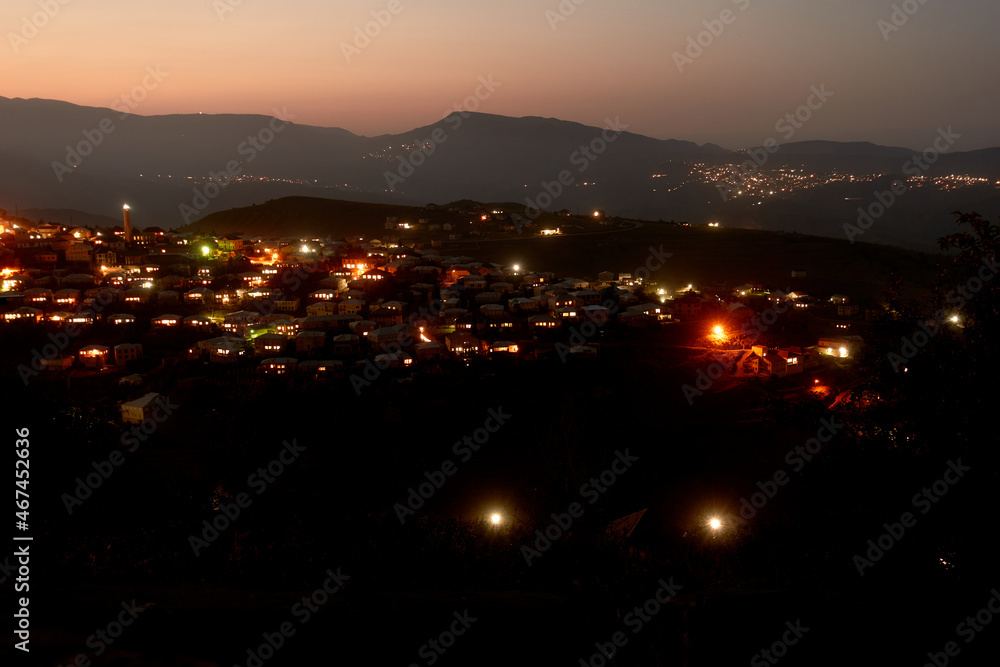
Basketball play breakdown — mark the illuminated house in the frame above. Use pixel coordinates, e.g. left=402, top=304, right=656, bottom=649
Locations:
left=309, top=289, right=338, bottom=303
left=274, top=320, right=298, bottom=335
left=53, top=288, right=81, bottom=306
left=4, top=307, right=43, bottom=323
left=259, top=357, right=298, bottom=376
left=556, top=307, right=580, bottom=322
left=547, top=294, right=578, bottom=311
left=254, top=333, right=288, bottom=356
left=240, top=272, right=265, bottom=287
left=108, top=313, right=137, bottom=326
left=348, top=319, right=378, bottom=337
left=777, top=348, right=803, bottom=375
left=79, top=345, right=111, bottom=368
left=749, top=346, right=786, bottom=377
left=216, top=289, right=242, bottom=306
left=23, top=287, right=52, bottom=305
left=222, top=310, right=261, bottom=334
left=298, top=359, right=344, bottom=378
left=490, top=341, right=520, bottom=355
left=122, top=287, right=151, bottom=304
left=152, top=314, right=181, bottom=328
left=373, top=351, right=412, bottom=368
left=183, top=315, right=213, bottom=328
left=120, top=393, right=163, bottom=424
left=529, top=314, right=561, bottom=329
left=817, top=337, right=861, bottom=359
left=184, top=287, right=215, bottom=305
left=114, top=343, right=143, bottom=366
left=445, top=332, right=481, bottom=357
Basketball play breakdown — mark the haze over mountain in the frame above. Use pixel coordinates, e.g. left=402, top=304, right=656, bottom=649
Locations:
left=3, top=96, right=999, bottom=250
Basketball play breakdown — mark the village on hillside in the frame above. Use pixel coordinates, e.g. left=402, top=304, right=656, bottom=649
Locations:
left=2, top=204, right=869, bottom=416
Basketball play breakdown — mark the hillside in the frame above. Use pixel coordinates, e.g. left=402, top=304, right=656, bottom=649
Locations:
left=183, top=196, right=939, bottom=299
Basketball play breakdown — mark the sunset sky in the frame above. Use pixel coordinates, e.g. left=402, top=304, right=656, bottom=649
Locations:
left=3, top=0, right=998, bottom=149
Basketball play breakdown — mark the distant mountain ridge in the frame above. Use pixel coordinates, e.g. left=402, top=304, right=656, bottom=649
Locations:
left=1, top=96, right=999, bottom=250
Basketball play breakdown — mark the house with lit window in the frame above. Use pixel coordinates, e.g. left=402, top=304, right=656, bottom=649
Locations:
left=152, top=314, right=182, bottom=328
left=254, top=333, right=288, bottom=356
left=4, top=307, right=43, bottom=323
left=108, top=313, right=136, bottom=326
left=53, top=288, right=81, bottom=306
left=222, top=310, right=260, bottom=334
left=259, top=357, right=298, bottom=375
left=79, top=345, right=111, bottom=368
left=445, top=332, right=481, bottom=357
left=184, top=287, right=215, bottom=305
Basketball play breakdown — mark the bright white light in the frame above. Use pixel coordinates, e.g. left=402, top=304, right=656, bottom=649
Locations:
left=950, top=315, right=960, bottom=323
left=123, top=204, right=130, bottom=211
left=490, top=513, right=502, bottom=525
left=708, top=517, right=722, bottom=531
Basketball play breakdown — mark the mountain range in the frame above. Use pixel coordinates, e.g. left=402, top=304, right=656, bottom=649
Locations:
left=2, top=96, right=999, bottom=250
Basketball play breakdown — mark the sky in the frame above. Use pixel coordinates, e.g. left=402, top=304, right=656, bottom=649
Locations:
left=2, top=0, right=999, bottom=150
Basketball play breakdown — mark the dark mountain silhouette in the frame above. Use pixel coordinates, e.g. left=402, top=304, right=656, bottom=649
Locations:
left=2, top=96, right=999, bottom=249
